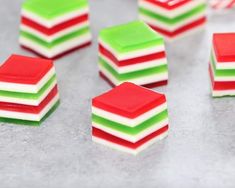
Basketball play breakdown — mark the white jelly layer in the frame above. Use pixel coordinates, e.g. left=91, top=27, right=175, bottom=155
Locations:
left=20, top=21, right=89, bottom=42
left=92, top=130, right=168, bottom=155
left=0, top=93, right=59, bottom=121
left=92, top=102, right=167, bottom=127
left=92, top=118, right=168, bottom=143
left=99, top=39, right=165, bottom=61
left=19, top=32, right=92, bottom=58
left=99, top=64, right=168, bottom=86
left=139, top=11, right=205, bottom=31
left=212, top=89, right=235, bottom=97
left=138, top=0, right=206, bottom=18
left=0, top=67, right=55, bottom=93
left=99, top=52, right=167, bottom=74
left=0, top=79, right=57, bottom=106
left=21, top=7, right=89, bottom=28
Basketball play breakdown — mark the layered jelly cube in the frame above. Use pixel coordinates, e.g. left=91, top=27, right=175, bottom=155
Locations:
left=139, top=0, right=207, bottom=40
left=19, top=0, right=92, bottom=59
left=209, top=33, right=235, bottom=97
left=98, top=21, right=168, bottom=88
left=0, top=54, right=60, bottom=125
left=92, top=82, right=169, bottom=155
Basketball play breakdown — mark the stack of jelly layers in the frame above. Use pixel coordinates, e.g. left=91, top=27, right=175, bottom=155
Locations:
left=209, top=33, right=235, bottom=97
left=98, top=21, right=168, bottom=88
left=92, top=82, right=169, bottom=155
left=19, top=0, right=92, bottom=59
left=138, top=0, right=207, bottom=40
left=0, top=54, right=60, bottom=125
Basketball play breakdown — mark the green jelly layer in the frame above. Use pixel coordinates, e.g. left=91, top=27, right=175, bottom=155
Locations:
left=0, top=100, right=60, bottom=126
left=20, top=27, right=90, bottom=49
left=92, top=110, right=168, bottom=135
left=0, top=75, right=56, bottom=100
left=99, top=56, right=168, bottom=81
left=23, top=0, right=88, bottom=19
left=99, top=21, right=164, bottom=54
left=139, top=3, right=206, bottom=25
left=210, top=53, right=235, bottom=77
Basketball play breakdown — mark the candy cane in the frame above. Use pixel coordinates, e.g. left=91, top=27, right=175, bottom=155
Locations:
left=210, top=0, right=235, bottom=9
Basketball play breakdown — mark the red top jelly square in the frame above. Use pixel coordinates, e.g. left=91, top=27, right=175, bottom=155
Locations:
left=0, top=54, right=53, bottom=84
left=144, top=0, right=190, bottom=10
left=92, top=82, right=166, bottom=119
left=213, top=33, right=235, bottom=62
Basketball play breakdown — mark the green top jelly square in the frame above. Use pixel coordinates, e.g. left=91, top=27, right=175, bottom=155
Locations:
left=23, top=0, right=88, bottom=19
left=99, top=21, right=164, bottom=54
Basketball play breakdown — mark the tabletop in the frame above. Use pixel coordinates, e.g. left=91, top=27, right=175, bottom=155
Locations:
left=0, top=1, right=235, bottom=188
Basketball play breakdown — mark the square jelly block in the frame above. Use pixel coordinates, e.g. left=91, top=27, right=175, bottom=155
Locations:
left=92, top=82, right=169, bottom=154
left=0, top=54, right=60, bottom=125
left=98, top=21, right=168, bottom=87
left=209, top=33, right=235, bottom=97
left=139, top=0, right=207, bottom=40
left=20, top=0, right=92, bottom=59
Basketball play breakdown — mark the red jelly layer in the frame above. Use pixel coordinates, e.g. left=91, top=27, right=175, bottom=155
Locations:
left=92, top=125, right=168, bottom=149
left=143, top=0, right=190, bottom=10
left=209, top=64, right=235, bottom=90
left=0, top=85, right=58, bottom=113
left=0, top=54, right=53, bottom=84
left=21, top=41, right=92, bottom=60
left=99, top=71, right=167, bottom=89
left=92, top=81, right=166, bottom=119
left=149, top=16, right=206, bottom=38
left=21, top=14, right=89, bottom=35
left=213, top=33, right=235, bottom=62
left=99, top=44, right=166, bottom=67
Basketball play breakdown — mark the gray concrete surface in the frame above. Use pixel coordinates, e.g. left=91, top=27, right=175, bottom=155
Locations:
left=0, top=0, right=235, bottom=187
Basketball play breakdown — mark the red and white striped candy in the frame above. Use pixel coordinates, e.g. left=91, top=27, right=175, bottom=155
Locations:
left=210, top=0, right=235, bottom=9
